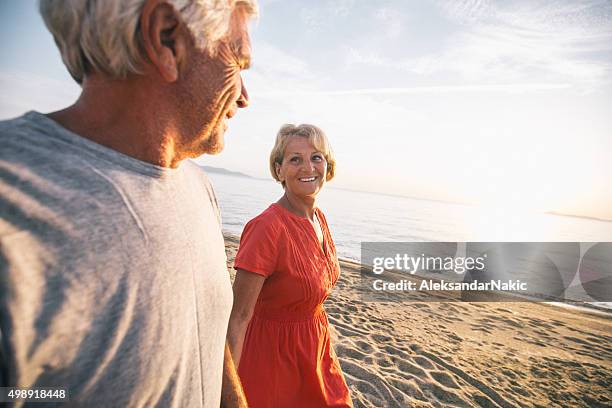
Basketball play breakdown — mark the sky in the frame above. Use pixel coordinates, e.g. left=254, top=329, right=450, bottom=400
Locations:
left=1, top=0, right=611, bottom=220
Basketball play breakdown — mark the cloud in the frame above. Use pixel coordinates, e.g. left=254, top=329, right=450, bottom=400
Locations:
left=330, top=0, right=356, bottom=17
left=375, top=7, right=404, bottom=39
left=299, top=7, right=323, bottom=33
left=245, top=41, right=323, bottom=101
left=437, top=0, right=492, bottom=23
left=251, top=41, right=312, bottom=79
left=346, top=0, right=612, bottom=88
left=252, top=83, right=571, bottom=98
left=495, top=0, right=612, bottom=34
left=345, top=47, right=386, bottom=68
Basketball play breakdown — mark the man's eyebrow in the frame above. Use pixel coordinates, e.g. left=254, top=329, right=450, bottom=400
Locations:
left=231, top=40, right=252, bottom=69
left=241, top=39, right=252, bottom=69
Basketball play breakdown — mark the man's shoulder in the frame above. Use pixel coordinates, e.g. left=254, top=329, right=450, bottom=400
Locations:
left=1, top=112, right=64, bottom=193
left=1, top=111, right=85, bottom=180
left=1, top=111, right=53, bottom=139
left=0, top=112, right=120, bottom=238
left=0, top=111, right=69, bottom=167
left=182, top=160, right=212, bottom=184
left=182, top=161, right=218, bottom=202
left=1, top=112, right=41, bottom=147
left=0, top=112, right=35, bottom=132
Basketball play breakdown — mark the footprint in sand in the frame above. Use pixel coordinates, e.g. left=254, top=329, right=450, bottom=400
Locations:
left=372, top=334, right=393, bottom=343
left=337, top=344, right=368, bottom=361
left=397, top=360, right=428, bottom=378
left=355, top=340, right=375, bottom=353
left=430, top=371, right=460, bottom=389
left=413, top=356, right=435, bottom=370
left=410, top=303, right=431, bottom=310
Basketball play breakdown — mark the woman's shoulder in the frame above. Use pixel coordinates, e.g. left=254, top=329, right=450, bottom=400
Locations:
left=243, top=204, right=286, bottom=235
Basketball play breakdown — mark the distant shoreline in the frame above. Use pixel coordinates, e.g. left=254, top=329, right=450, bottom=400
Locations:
left=197, top=164, right=259, bottom=180
left=545, top=211, right=612, bottom=223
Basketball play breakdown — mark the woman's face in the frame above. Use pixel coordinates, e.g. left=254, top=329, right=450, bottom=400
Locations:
left=276, top=137, right=328, bottom=199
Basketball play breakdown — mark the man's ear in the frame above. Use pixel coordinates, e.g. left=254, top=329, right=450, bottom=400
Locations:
left=140, top=0, right=186, bottom=82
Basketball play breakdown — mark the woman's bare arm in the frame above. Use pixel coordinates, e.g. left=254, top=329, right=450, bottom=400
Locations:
left=227, top=269, right=266, bottom=367
left=220, top=342, right=247, bottom=408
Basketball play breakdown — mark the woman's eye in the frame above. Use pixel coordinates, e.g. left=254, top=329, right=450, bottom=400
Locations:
left=290, top=157, right=300, bottom=163
left=312, top=155, right=323, bottom=162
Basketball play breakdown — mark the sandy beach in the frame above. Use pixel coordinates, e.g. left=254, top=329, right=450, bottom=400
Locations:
left=224, top=233, right=611, bottom=407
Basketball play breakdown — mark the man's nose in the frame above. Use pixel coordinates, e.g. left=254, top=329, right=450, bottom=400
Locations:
left=237, top=77, right=249, bottom=108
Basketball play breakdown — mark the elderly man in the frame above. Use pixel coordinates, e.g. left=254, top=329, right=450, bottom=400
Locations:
left=0, top=0, right=257, bottom=406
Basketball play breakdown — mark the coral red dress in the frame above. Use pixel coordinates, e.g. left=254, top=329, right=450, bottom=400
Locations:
left=234, top=203, right=353, bottom=408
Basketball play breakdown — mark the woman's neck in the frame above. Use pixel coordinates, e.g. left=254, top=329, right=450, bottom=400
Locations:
left=278, top=192, right=316, bottom=220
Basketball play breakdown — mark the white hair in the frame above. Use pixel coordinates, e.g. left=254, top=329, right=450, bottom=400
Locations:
left=39, top=0, right=258, bottom=83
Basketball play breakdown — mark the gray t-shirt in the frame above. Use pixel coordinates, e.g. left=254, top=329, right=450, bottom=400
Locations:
left=0, top=112, right=233, bottom=407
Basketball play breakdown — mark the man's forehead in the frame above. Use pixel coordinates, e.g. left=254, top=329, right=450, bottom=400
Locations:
left=229, top=3, right=253, bottom=36
left=227, top=5, right=252, bottom=58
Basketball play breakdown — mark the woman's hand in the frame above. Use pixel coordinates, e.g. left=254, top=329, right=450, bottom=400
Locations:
left=227, top=269, right=266, bottom=367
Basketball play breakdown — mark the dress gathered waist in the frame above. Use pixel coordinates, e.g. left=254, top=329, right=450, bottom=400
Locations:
left=253, top=304, right=325, bottom=323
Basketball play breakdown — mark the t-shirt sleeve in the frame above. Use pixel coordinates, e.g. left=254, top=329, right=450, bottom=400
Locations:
left=234, top=216, right=280, bottom=277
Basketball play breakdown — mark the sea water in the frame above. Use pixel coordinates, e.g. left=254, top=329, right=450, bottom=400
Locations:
left=207, top=171, right=612, bottom=306
left=208, top=172, right=612, bottom=258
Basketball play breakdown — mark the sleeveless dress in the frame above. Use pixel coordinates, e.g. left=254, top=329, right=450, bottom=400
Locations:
left=234, top=203, right=353, bottom=407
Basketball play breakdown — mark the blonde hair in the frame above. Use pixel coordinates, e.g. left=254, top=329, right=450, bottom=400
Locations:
left=39, top=0, right=258, bottom=83
left=269, top=124, right=336, bottom=186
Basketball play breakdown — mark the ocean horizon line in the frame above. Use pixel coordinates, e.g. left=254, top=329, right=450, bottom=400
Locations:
left=198, top=163, right=612, bottom=224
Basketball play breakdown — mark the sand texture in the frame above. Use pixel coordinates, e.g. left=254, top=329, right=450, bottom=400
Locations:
left=224, top=234, right=611, bottom=408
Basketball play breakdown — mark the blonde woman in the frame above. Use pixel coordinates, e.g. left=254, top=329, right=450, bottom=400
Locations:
left=227, top=124, right=353, bottom=407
